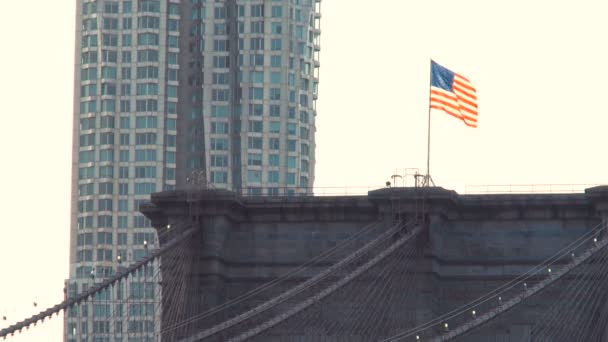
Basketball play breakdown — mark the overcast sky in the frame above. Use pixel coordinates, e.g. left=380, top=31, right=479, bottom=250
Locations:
left=2, top=1, right=608, bottom=340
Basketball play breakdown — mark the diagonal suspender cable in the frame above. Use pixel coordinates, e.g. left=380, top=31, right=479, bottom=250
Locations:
left=227, top=224, right=425, bottom=342
left=179, top=221, right=414, bottom=341
left=0, top=227, right=196, bottom=339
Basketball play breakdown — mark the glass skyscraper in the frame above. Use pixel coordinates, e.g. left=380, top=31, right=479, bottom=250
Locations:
left=67, top=0, right=320, bottom=340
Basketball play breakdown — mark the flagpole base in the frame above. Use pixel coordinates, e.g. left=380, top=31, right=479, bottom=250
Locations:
left=414, top=173, right=435, bottom=188
left=422, top=174, right=435, bottom=187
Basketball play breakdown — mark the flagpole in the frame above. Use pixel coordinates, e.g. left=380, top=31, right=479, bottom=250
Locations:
left=426, top=60, right=432, bottom=186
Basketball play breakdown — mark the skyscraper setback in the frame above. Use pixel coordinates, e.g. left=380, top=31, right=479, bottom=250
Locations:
left=67, top=0, right=320, bottom=340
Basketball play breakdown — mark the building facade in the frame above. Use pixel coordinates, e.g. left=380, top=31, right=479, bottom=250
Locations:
left=67, top=0, right=321, bottom=340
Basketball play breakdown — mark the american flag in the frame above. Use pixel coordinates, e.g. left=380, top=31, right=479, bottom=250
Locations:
left=430, top=61, right=478, bottom=128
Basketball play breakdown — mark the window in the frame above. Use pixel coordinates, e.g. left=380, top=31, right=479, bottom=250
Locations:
left=120, top=133, right=129, bottom=145
left=101, top=66, right=117, bottom=79
left=99, top=182, right=114, bottom=195
left=78, top=150, right=95, bottom=164
left=248, top=120, right=263, bottom=133
left=79, top=133, right=95, bottom=147
left=288, top=123, right=297, bottom=135
left=269, top=121, right=280, bottom=133
left=168, top=35, right=179, bottom=48
left=212, top=89, right=230, bottom=101
left=138, top=0, right=160, bottom=13
left=211, top=154, right=228, bottom=167
left=135, top=133, right=157, bottom=145
left=251, top=4, right=264, bottom=17
left=248, top=137, right=262, bottom=149
left=271, top=22, right=282, bottom=34
left=79, top=167, right=95, bottom=180
left=271, top=55, right=282, bottom=68
left=118, top=216, right=128, bottom=228
left=213, top=72, right=229, bottom=85
left=103, top=17, right=118, bottom=30
left=135, top=182, right=156, bottom=195
left=120, top=83, right=131, bottom=96
left=97, top=232, right=113, bottom=245
left=214, top=6, right=226, bottom=19
left=118, top=150, right=129, bottom=162
left=99, top=165, right=114, bottom=178
left=249, top=104, right=263, bottom=116
left=271, top=5, right=283, bottom=18
left=136, top=82, right=158, bottom=96
left=137, top=16, right=160, bottom=29
left=121, top=67, right=131, bottom=79
left=104, top=1, right=119, bottom=13
left=136, top=99, right=158, bottom=112
left=268, top=154, right=280, bottom=166
left=163, top=19, right=177, bottom=34
left=96, top=215, right=111, bottom=231
left=288, top=156, right=297, bottom=169
left=250, top=71, right=264, bottom=84
left=119, top=183, right=129, bottom=195
left=211, top=105, right=229, bottom=117
left=268, top=138, right=280, bottom=150
left=211, top=171, right=228, bottom=184
left=78, top=199, right=94, bottom=213
left=301, top=159, right=310, bottom=172
left=83, top=18, right=98, bottom=31
left=211, top=122, right=229, bottom=134
left=213, top=39, right=229, bottom=51
left=118, top=199, right=128, bottom=211
left=268, top=171, right=279, bottom=183
left=249, top=87, right=263, bottom=100
left=287, top=172, right=296, bottom=185
left=101, top=99, right=116, bottom=112
left=122, top=33, right=133, bottom=46
left=102, top=33, right=118, bottom=46
left=250, top=54, right=264, bottom=66
left=135, top=166, right=156, bottom=178
left=270, top=88, right=281, bottom=100
left=137, top=66, right=159, bottom=79
left=101, top=83, right=116, bottom=95
left=300, top=111, right=309, bottom=124
left=82, top=34, right=98, bottom=48
left=79, top=183, right=94, bottom=196
left=168, top=2, right=179, bottom=15
left=133, top=232, right=155, bottom=245
left=210, top=138, right=228, bottom=151
left=122, top=17, right=132, bottom=30
left=135, top=116, right=157, bottom=129
left=119, top=167, right=129, bottom=178
left=102, top=50, right=118, bottom=63
left=247, top=170, right=262, bottom=183
left=250, top=21, right=264, bottom=34
left=247, top=153, right=262, bottom=166
left=271, top=39, right=282, bottom=51
left=100, top=132, right=115, bottom=145
left=80, top=118, right=95, bottom=131
left=288, top=139, right=297, bottom=151
left=213, top=56, right=230, bottom=68
left=214, top=23, right=227, bottom=34
left=135, top=149, right=156, bottom=161
left=271, top=72, right=282, bottom=84
left=81, top=67, right=98, bottom=82
left=250, top=38, right=264, bottom=50
left=137, top=49, right=159, bottom=62
left=81, top=51, right=98, bottom=64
